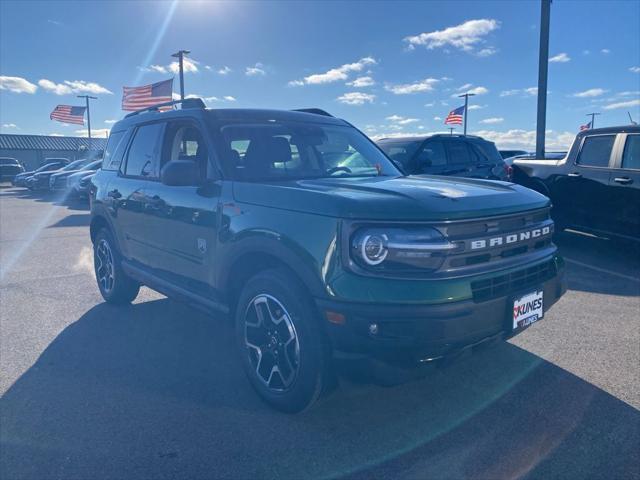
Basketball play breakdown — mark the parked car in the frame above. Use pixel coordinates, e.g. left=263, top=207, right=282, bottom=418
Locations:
left=27, top=158, right=90, bottom=191
left=13, top=159, right=69, bottom=187
left=68, top=171, right=97, bottom=198
left=90, top=99, right=565, bottom=412
left=376, top=134, right=511, bottom=181
left=511, top=125, right=639, bottom=240
left=500, top=149, right=528, bottom=160
left=50, top=159, right=102, bottom=191
left=0, top=157, right=24, bottom=182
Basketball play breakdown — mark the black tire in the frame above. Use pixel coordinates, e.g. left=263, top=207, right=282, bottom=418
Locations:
left=93, top=228, right=140, bottom=304
left=235, top=268, right=330, bottom=413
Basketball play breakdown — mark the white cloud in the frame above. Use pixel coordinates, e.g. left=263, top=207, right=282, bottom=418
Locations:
left=204, top=65, right=212, bottom=71
left=572, top=88, right=607, bottom=98
left=404, top=19, right=499, bottom=52
left=474, top=129, right=575, bottom=150
left=49, top=133, right=64, bottom=137
left=467, top=104, right=485, bottom=110
left=614, top=91, right=640, bottom=97
left=386, top=77, right=439, bottom=95
left=452, top=85, right=488, bottom=97
left=292, top=57, right=376, bottom=85
left=601, top=48, right=610, bottom=54
left=433, top=116, right=442, bottom=121
left=603, top=99, right=640, bottom=110
left=74, top=128, right=111, bottom=138
left=386, top=115, right=419, bottom=125
left=186, top=94, right=237, bottom=103
left=630, top=66, right=640, bottom=73
left=479, top=117, right=504, bottom=124
left=424, top=103, right=434, bottom=107
left=457, top=83, right=473, bottom=91
left=223, top=95, right=236, bottom=101
left=477, top=47, right=497, bottom=57
left=141, top=57, right=199, bottom=75
left=0, top=76, right=38, bottom=94
left=500, top=87, right=537, bottom=97
left=38, top=79, right=113, bottom=95
left=2, top=123, right=18, bottom=128
left=549, top=53, right=570, bottom=63
left=104, top=119, right=117, bottom=124
left=347, top=76, right=375, bottom=87
left=245, top=63, right=266, bottom=76
left=218, top=66, right=232, bottom=75
left=336, top=92, right=375, bottom=105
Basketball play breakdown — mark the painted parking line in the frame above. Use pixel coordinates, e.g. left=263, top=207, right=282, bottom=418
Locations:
left=564, top=258, right=640, bottom=283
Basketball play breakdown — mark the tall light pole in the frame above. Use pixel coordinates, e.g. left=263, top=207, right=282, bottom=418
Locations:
left=586, top=112, right=600, bottom=129
left=171, top=49, right=190, bottom=100
left=449, top=127, right=455, bottom=135
left=77, top=95, right=97, bottom=142
left=536, top=0, right=552, bottom=159
left=458, top=92, right=475, bottom=136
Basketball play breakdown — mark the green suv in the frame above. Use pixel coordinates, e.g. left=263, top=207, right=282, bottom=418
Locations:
left=90, top=99, right=565, bottom=412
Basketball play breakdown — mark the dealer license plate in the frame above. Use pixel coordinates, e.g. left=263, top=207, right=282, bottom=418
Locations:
left=513, top=290, right=543, bottom=330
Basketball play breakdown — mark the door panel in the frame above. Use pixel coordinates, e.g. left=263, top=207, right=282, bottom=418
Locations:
left=108, top=177, right=148, bottom=261
left=550, top=134, right=616, bottom=231
left=608, top=134, right=640, bottom=238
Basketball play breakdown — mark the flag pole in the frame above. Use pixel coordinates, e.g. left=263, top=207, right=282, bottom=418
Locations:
left=77, top=95, right=97, bottom=147
left=458, top=92, right=475, bottom=136
left=171, top=49, right=190, bottom=100
left=586, top=112, right=600, bottom=129
left=535, top=0, right=552, bottom=159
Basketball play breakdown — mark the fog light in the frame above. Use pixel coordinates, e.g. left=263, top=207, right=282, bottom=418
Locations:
left=368, top=323, right=379, bottom=335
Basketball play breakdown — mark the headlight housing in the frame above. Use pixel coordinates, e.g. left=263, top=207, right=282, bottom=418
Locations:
left=350, top=226, right=458, bottom=273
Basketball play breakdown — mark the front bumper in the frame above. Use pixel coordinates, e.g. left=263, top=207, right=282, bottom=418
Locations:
left=317, top=257, right=566, bottom=365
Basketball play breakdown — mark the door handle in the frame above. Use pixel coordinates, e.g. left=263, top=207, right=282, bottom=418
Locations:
left=567, top=172, right=582, bottom=178
left=107, top=189, right=122, bottom=199
left=613, top=177, right=633, bottom=185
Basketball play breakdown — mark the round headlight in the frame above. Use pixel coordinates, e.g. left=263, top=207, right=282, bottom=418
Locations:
left=360, top=233, right=388, bottom=265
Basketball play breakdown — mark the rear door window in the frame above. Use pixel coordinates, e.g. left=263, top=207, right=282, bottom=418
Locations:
left=621, top=135, right=640, bottom=170
left=124, top=123, right=164, bottom=178
left=576, top=135, right=615, bottom=168
left=102, top=131, right=126, bottom=171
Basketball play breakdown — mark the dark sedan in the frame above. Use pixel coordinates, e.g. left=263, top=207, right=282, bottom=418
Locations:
left=50, top=159, right=102, bottom=191
left=13, top=159, right=69, bottom=187
left=27, top=158, right=90, bottom=191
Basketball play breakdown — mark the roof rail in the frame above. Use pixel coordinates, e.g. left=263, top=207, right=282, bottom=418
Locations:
left=292, top=108, right=334, bottom=117
left=124, top=97, right=206, bottom=118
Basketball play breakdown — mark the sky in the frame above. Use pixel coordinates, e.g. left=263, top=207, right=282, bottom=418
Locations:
left=1, top=0, right=639, bottom=150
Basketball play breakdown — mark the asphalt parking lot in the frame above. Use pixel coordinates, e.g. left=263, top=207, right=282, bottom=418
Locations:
left=1, top=186, right=639, bottom=480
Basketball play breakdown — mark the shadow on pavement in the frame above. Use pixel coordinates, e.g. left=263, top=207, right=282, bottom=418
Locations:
left=47, top=213, right=91, bottom=228
left=1, top=299, right=638, bottom=479
left=555, top=230, right=640, bottom=297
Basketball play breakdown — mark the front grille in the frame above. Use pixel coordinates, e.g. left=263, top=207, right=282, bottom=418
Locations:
left=471, top=260, right=557, bottom=302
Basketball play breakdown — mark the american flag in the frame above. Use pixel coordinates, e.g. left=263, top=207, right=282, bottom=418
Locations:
left=579, top=121, right=591, bottom=131
left=122, top=78, right=173, bottom=111
left=50, top=105, right=86, bottom=125
left=444, top=105, right=464, bottom=125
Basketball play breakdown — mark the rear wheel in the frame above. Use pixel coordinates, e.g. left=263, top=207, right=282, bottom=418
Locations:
left=235, top=268, right=330, bottom=413
left=93, top=229, right=140, bottom=304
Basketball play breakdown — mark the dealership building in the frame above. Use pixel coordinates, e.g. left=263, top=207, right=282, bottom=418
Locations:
left=0, top=134, right=107, bottom=171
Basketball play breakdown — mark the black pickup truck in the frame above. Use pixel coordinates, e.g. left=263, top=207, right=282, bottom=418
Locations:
left=512, top=125, right=640, bottom=240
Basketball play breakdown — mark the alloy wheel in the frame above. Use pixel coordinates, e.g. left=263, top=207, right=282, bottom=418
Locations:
left=95, top=238, right=115, bottom=294
left=244, top=294, right=300, bottom=391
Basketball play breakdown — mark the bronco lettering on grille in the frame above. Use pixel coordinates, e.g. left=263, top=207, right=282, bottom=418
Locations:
left=470, top=226, right=552, bottom=250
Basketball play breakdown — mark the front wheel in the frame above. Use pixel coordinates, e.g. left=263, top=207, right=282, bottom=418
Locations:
left=93, top=229, right=140, bottom=304
left=235, top=268, right=330, bottom=413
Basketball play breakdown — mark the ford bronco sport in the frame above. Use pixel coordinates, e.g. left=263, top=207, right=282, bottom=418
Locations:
left=90, top=98, right=565, bottom=412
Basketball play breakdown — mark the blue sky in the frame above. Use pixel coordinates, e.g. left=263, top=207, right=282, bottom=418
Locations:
left=1, top=0, right=639, bottom=150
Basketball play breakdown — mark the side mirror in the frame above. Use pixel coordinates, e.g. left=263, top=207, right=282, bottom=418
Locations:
left=160, top=160, right=200, bottom=186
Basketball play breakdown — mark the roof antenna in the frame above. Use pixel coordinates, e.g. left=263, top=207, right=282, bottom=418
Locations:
left=628, top=111, right=638, bottom=126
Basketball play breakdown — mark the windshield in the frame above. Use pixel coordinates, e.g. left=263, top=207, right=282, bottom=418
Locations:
left=218, top=122, right=400, bottom=181
left=62, top=159, right=89, bottom=171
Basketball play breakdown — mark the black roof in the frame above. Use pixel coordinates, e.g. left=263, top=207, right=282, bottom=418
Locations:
left=376, top=134, right=487, bottom=143
left=576, top=125, right=640, bottom=137
left=111, top=106, right=347, bottom=131
left=0, top=134, right=107, bottom=151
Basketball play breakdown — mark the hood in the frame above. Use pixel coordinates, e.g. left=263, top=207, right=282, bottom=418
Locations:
left=232, top=175, right=550, bottom=221
left=34, top=170, right=59, bottom=179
